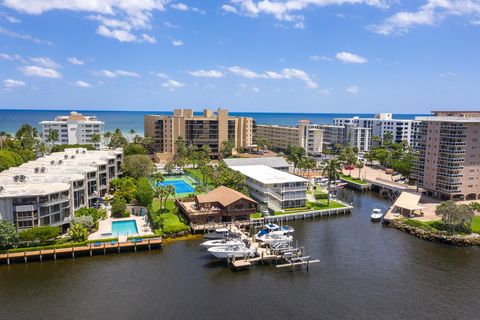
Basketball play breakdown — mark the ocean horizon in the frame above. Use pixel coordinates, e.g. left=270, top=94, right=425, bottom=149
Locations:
left=0, top=109, right=426, bottom=136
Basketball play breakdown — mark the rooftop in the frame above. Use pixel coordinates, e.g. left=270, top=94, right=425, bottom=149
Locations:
left=0, top=147, right=122, bottom=197
left=230, top=165, right=307, bottom=184
left=196, top=186, right=256, bottom=207
left=223, top=157, right=290, bottom=169
left=415, top=116, right=480, bottom=123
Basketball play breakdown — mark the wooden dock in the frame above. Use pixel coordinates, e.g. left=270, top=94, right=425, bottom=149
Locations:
left=0, top=237, right=163, bottom=265
left=225, top=226, right=319, bottom=272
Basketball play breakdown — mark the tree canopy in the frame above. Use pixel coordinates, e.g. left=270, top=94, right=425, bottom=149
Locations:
left=123, top=154, right=154, bottom=179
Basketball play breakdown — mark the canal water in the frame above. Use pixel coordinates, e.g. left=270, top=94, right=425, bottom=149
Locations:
left=1, top=192, right=479, bottom=320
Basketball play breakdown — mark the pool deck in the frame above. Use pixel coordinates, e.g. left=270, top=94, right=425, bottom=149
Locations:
left=89, top=215, right=153, bottom=240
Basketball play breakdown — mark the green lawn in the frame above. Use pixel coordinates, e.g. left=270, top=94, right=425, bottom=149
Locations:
left=339, top=174, right=369, bottom=185
left=250, top=212, right=263, bottom=219
left=472, top=216, right=480, bottom=233
left=274, top=200, right=346, bottom=215
left=149, top=199, right=189, bottom=235
left=186, top=168, right=211, bottom=186
left=307, top=200, right=347, bottom=210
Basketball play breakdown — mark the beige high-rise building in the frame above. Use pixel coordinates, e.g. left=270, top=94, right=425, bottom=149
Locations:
left=413, top=111, right=480, bottom=201
left=144, top=109, right=254, bottom=159
left=255, top=120, right=323, bottom=155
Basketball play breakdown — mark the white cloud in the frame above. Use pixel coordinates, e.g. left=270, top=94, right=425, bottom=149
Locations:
left=0, top=11, right=20, bottom=23
left=156, top=72, right=169, bottom=79
left=0, top=53, right=14, bottom=60
left=189, top=70, right=224, bottom=78
left=3, top=1, right=168, bottom=43
left=0, top=27, right=52, bottom=45
left=171, top=2, right=205, bottom=13
left=161, top=79, right=186, bottom=91
left=20, top=65, right=62, bottom=78
left=74, top=80, right=92, bottom=88
left=227, top=66, right=318, bottom=89
left=223, top=0, right=389, bottom=26
left=439, top=72, right=456, bottom=78
left=318, top=88, right=331, bottom=95
left=228, top=66, right=265, bottom=78
left=171, top=3, right=189, bottom=11
left=252, top=86, right=260, bottom=93
left=171, top=39, right=184, bottom=46
left=471, top=19, right=480, bottom=25
left=96, top=25, right=137, bottom=42
left=346, top=85, right=359, bottom=94
left=310, top=55, right=333, bottom=61
left=4, top=78, right=25, bottom=88
left=142, top=34, right=156, bottom=43
left=164, top=21, right=179, bottom=28
left=29, top=57, right=60, bottom=69
left=68, top=57, right=85, bottom=65
left=222, top=4, right=238, bottom=13
left=93, top=69, right=140, bottom=78
left=369, top=0, right=480, bottom=35
left=336, top=51, right=367, bottom=64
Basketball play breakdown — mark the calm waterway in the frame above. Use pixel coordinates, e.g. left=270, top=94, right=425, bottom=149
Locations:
left=1, top=192, right=479, bottom=320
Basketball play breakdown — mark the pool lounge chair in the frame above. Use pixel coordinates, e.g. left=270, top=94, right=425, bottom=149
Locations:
left=111, top=240, right=117, bottom=245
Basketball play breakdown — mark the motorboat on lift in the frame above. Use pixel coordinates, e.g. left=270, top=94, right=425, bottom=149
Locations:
left=256, top=233, right=293, bottom=245
left=203, top=228, right=240, bottom=240
left=200, top=238, right=245, bottom=249
left=207, top=245, right=255, bottom=259
left=255, top=223, right=294, bottom=241
left=371, top=208, right=384, bottom=222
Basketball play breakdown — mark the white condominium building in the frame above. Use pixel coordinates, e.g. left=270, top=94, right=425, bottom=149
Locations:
left=230, top=165, right=307, bottom=211
left=40, top=111, right=104, bottom=148
left=334, top=113, right=418, bottom=146
left=0, top=148, right=123, bottom=231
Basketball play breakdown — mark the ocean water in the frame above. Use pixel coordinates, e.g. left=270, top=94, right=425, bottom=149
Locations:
left=0, top=109, right=423, bottom=136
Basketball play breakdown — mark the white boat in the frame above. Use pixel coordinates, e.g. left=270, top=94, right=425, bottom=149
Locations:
left=255, top=223, right=294, bottom=241
left=207, top=245, right=255, bottom=259
left=257, top=233, right=293, bottom=245
left=200, top=239, right=245, bottom=248
left=371, top=208, right=383, bottom=222
left=203, top=228, right=239, bottom=240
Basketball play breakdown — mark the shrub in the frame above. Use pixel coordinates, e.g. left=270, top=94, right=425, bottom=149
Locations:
left=75, top=207, right=100, bottom=223
left=0, top=219, right=18, bottom=248
left=136, top=177, right=155, bottom=207
left=111, top=197, right=127, bottom=217
left=19, top=226, right=60, bottom=243
left=314, top=192, right=328, bottom=200
left=429, top=221, right=446, bottom=231
left=123, top=154, right=154, bottom=179
left=68, top=224, right=89, bottom=242
left=72, top=215, right=95, bottom=230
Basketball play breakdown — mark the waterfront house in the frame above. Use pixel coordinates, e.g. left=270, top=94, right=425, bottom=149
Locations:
left=229, top=165, right=308, bottom=212
left=176, top=186, right=257, bottom=228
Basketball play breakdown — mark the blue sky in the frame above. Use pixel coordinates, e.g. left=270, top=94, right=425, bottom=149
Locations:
left=0, top=0, right=479, bottom=113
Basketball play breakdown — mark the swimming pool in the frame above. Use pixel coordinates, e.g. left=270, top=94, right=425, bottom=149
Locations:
left=158, top=179, right=195, bottom=194
left=111, top=220, right=139, bottom=236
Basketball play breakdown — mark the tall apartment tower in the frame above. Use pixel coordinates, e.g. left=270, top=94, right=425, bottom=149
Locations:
left=144, top=108, right=254, bottom=159
left=412, top=111, right=480, bottom=201
left=255, top=120, right=324, bottom=156
left=40, top=111, right=104, bottom=148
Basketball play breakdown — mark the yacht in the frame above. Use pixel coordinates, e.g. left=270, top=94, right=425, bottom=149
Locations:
left=255, top=223, right=294, bottom=241
left=207, top=245, right=255, bottom=259
left=257, top=233, right=293, bottom=245
left=200, top=239, right=245, bottom=249
left=371, top=208, right=383, bottom=222
left=203, top=228, right=240, bottom=240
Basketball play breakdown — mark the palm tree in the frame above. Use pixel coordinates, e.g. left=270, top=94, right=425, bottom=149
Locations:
left=164, top=184, right=176, bottom=208
left=383, top=131, right=393, bottom=147
left=38, top=142, right=48, bottom=157
left=356, top=159, right=364, bottom=179
left=322, top=159, right=342, bottom=205
left=91, top=133, right=101, bottom=149
left=46, top=129, right=59, bottom=147
left=129, top=129, right=135, bottom=142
